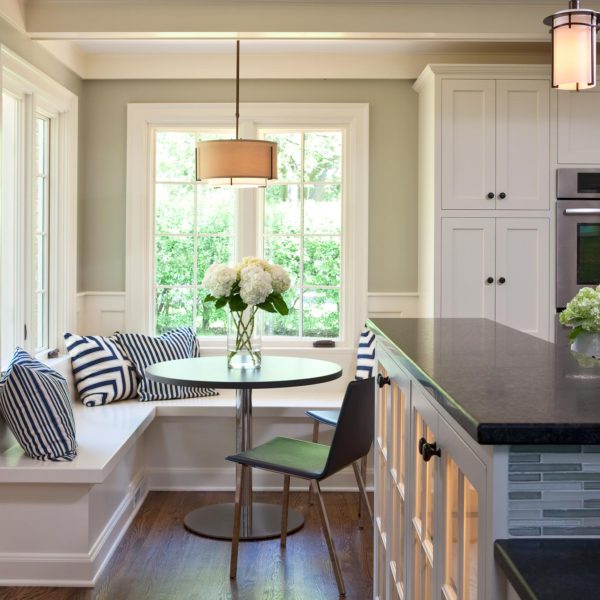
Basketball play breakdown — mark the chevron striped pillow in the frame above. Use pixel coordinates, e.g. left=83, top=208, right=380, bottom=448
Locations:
left=0, top=348, right=77, bottom=461
left=116, top=327, right=218, bottom=402
left=64, top=333, right=138, bottom=407
left=355, top=328, right=376, bottom=380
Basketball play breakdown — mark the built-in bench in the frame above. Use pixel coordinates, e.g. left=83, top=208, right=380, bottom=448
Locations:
left=0, top=354, right=352, bottom=587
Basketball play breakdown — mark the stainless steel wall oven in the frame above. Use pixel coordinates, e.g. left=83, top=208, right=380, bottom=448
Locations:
left=557, top=168, right=600, bottom=309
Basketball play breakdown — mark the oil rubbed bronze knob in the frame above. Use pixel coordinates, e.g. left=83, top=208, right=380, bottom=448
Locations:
left=487, top=192, right=495, bottom=199
left=498, top=277, right=506, bottom=284
left=486, top=277, right=494, bottom=284
left=377, top=374, right=391, bottom=388
left=498, top=192, right=507, bottom=199
left=421, top=441, right=442, bottom=462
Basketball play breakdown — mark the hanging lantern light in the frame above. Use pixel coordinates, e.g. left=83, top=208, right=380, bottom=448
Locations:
left=195, top=41, right=277, bottom=187
left=544, top=0, right=600, bottom=91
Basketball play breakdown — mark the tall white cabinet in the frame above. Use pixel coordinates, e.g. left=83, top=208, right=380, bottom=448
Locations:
left=415, top=66, right=552, bottom=340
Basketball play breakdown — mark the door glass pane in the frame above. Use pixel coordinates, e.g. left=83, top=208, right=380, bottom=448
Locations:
left=464, top=478, right=479, bottom=600
left=413, top=535, right=422, bottom=600
left=577, top=223, right=600, bottom=284
left=445, top=458, right=460, bottom=595
left=423, top=557, right=433, bottom=600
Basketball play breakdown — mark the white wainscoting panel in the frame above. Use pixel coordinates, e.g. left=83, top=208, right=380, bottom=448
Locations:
left=76, top=292, right=126, bottom=336
left=367, top=292, right=420, bottom=319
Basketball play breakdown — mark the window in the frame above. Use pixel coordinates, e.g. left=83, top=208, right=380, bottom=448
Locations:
left=127, top=103, right=368, bottom=351
left=0, top=48, right=78, bottom=365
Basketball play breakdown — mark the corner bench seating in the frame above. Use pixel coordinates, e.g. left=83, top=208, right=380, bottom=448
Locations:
left=0, top=354, right=348, bottom=587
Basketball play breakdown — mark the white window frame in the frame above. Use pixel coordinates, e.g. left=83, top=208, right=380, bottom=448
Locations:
left=126, top=102, right=369, bottom=353
left=0, top=47, right=78, bottom=363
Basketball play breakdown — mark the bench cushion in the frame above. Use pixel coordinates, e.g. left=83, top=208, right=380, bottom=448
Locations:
left=64, top=333, right=138, bottom=407
left=0, top=348, right=77, bottom=461
left=117, top=328, right=218, bottom=401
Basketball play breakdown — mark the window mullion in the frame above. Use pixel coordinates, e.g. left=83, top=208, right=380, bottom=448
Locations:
left=23, top=93, right=35, bottom=352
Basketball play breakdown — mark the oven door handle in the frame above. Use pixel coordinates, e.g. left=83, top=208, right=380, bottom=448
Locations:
left=563, top=208, right=600, bottom=215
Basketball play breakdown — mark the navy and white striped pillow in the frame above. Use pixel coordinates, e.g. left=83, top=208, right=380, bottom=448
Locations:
left=355, top=328, right=376, bottom=380
left=0, top=348, right=77, bottom=461
left=64, top=333, right=138, bottom=407
left=116, top=327, right=218, bottom=402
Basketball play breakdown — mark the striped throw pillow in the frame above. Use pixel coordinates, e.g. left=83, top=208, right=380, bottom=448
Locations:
left=64, top=333, right=138, bottom=407
left=355, top=328, right=376, bottom=380
left=0, top=348, right=77, bottom=461
left=116, top=327, right=218, bottom=402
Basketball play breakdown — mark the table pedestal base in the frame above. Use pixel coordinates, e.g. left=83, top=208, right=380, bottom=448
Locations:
left=183, top=502, right=304, bottom=541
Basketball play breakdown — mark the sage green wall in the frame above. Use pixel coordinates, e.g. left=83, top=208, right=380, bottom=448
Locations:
left=80, top=79, right=417, bottom=293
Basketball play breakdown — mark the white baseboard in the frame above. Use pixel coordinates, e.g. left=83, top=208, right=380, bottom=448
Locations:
left=146, top=466, right=373, bottom=492
left=0, top=476, right=148, bottom=587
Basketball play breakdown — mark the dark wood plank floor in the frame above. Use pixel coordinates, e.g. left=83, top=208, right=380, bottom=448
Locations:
left=0, top=491, right=373, bottom=600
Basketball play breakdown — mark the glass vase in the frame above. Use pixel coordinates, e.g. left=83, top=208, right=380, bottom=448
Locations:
left=227, top=308, right=262, bottom=369
left=571, top=331, right=600, bottom=358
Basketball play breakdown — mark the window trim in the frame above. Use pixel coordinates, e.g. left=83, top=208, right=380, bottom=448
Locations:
left=126, top=102, right=369, bottom=352
left=0, top=47, right=78, bottom=362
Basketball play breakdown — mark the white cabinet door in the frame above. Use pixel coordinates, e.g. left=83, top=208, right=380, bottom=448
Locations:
left=558, top=88, right=600, bottom=164
left=441, top=218, right=495, bottom=319
left=441, top=80, right=496, bottom=210
left=496, top=80, right=549, bottom=210
left=495, top=218, right=550, bottom=340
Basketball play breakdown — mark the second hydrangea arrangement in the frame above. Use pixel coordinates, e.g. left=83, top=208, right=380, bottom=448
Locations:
left=202, top=257, right=291, bottom=368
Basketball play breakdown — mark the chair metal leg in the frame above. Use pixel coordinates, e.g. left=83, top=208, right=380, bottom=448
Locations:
left=312, top=480, right=346, bottom=597
left=352, top=460, right=373, bottom=527
left=230, top=464, right=245, bottom=579
left=281, top=475, right=290, bottom=547
left=308, top=421, right=320, bottom=506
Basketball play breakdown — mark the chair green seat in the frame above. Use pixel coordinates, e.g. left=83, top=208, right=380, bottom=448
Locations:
left=227, top=436, right=330, bottom=479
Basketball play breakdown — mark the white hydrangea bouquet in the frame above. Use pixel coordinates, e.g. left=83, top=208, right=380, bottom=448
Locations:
left=560, top=286, right=600, bottom=341
left=202, top=257, right=291, bottom=368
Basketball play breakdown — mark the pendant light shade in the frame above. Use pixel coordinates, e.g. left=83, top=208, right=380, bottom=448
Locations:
left=196, top=41, right=278, bottom=187
left=544, top=0, right=600, bottom=91
left=196, top=139, right=277, bottom=188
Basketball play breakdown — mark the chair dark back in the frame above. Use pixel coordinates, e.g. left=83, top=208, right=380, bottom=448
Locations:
left=319, top=377, right=375, bottom=480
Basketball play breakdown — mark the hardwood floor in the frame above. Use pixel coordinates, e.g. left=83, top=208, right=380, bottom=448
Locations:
left=0, top=491, right=373, bottom=600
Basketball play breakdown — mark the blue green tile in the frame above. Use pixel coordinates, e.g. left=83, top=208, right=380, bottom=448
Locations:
left=542, top=526, right=600, bottom=535
left=543, top=509, right=600, bottom=518
left=509, top=454, right=541, bottom=463
left=511, top=445, right=581, bottom=453
left=584, top=500, right=600, bottom=508
left=585, top=482, right=600, bottom=490
left=544, top=473, right=600, bottom=482
left=509, top=491, right=542, bottom=500
left=509, top=464, right=581, bottom=473
left=509, top=474, right=541, bottom=482
left=509, top=527, right=541, bottom=536
left=583, top=446, right=600, bottom=453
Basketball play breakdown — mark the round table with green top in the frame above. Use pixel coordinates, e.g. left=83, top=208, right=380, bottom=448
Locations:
left=145, top=355, right=343, bottom=541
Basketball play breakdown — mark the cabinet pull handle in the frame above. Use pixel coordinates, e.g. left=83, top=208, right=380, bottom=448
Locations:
left=418, top=436, right=427, bottom=456
left=486, top=277, right=494, bottom=284
left=377, top=374, right=391, bottom=388
left=498, top=277, right=506, bottom=285
left=421, top=440, right=441, bottom=462
left=498, top=192, right=506, bottom=199
left=487, top=192, right=495, bottom=199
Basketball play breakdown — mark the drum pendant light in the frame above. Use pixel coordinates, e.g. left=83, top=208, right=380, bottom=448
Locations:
left=196, top=41, right=277, bottom=187
left=544, top=0, right=600, bottom=91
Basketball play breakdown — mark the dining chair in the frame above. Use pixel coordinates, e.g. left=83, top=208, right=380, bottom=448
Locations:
left=227, top=376, right=374, bottom=597
left=306, top=327, right=376, bottom=525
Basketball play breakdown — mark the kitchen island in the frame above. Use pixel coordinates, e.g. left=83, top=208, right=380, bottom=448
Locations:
left=367, top=318, right=600, bottom=600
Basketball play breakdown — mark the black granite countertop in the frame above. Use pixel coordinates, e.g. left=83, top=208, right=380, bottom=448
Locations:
left=367, top=318, right=600, bottom=445
left=495, top=538, right=600, bottom=599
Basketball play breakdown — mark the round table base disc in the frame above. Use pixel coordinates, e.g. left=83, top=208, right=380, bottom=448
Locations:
left=183, top=502, right=304, bottom=541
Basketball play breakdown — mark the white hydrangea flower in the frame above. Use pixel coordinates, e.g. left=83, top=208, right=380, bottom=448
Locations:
left=269, top=264, right=291, bottom=294
left=239, top=265, right=273, bottom=306
left=201, top=263, right=238, bottom=298
left=239, top=256, right=271, bottom=273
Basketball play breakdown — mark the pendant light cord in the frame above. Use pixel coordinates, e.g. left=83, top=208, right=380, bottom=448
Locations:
left=235, top=40, right=240, bottom=140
